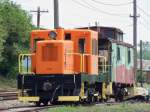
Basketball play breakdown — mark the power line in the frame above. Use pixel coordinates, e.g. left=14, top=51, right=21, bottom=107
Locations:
left=136, top=6, right=150, bottom=27
left=140, top=17, right=150, bottom=27
left=125, top=24, right=133, bottom=27
left=71, top=0, right=128, bottom=17
left=12, top=0, right=34, bottom=5
left=139, top=21, right=150, bottom=30
left=82, top=0, right=129, bottom=16
left=91, top=0, right=132, bottom=6
left=137, top=6, right=150, bottom=18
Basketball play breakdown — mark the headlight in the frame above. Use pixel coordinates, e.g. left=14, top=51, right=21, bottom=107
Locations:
left=49, top=31, right=57, bottom=40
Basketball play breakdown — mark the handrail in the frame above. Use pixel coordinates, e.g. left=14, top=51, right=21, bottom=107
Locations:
left=65, top=53, right=91, bottom=73
left=18, top=54, right=34, bottom=74
left=65, top=53, right=109, bottom=73
left=19, top=53, right=108, bottom=74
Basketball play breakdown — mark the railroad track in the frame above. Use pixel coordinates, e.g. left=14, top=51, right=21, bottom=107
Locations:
left=0, top=104, right=61, bottom=112
left=0, top=99, right=149, bottom=112
left=0, top=90, right=17, bottom=101
left=0, top=89, right=149, bottom=112
left=0, top=102, right=121, bottom=112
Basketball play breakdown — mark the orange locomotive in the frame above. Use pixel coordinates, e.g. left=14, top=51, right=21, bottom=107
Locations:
left=18, top=28, right=100, bottom=105
left=31, top=28, right=98, bottom=75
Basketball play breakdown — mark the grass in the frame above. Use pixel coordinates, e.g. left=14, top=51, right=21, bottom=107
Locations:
left=47, top=103, right=150, bottom=112
left=143, top=83, right=150, bottom=88
left=0, top=75, right=16, bottom=90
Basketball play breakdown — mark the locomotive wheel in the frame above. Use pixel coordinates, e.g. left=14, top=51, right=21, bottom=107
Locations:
left=50, top=100, right=59, bottom=105
left=43, top=100, right=49, bottom=106
left=35, top=101, right=41, bottom=106
left=87, top=95, right=95, bottom=104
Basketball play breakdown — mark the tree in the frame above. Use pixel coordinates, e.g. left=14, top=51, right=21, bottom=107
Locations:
left=138, top=41, right=150, bottom=60
left=0, top=16, right=7, bottom=63
left=0, top=0, right=34, bottom=77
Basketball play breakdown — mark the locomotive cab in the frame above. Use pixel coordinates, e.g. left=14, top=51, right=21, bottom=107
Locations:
left=29, top=28, right=98, bottom=75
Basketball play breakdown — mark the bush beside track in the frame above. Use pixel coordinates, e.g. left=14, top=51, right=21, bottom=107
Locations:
left=0, top=76, right=16, bottom=90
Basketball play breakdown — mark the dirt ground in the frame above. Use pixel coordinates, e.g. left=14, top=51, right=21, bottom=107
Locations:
left=0, top=100, right=31, bottom=111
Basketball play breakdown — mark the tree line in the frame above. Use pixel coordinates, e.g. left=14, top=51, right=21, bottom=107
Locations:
left=138, top=41, right=150, bottom=60
left=0, top=0, right=34, bottom=78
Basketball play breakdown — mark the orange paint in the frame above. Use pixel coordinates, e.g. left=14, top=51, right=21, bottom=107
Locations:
left=30, top=28, right=98, bottom=75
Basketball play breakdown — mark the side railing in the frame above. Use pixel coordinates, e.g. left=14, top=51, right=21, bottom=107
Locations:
left=18, top=53, right=110, bottom=74
left=66, top=53, right=109, bottom=74
left=65, top=53, right=91, bottom=73
left=18, top=54, right=34, bottom=74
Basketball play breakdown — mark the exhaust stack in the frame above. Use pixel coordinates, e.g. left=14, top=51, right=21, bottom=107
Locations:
left=54, top=0, right=59, bottom=28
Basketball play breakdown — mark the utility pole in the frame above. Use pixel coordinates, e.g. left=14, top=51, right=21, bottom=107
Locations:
left=130, top=0, right=139, bottom=80
left=140, top=40, right=143, bottom=87
left=54, top=0, right=60, bottom=28
left=30, top=6, right=48, bottom=29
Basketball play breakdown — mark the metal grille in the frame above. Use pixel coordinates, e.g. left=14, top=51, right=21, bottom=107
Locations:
left=42, top=44, right=58, bottom=61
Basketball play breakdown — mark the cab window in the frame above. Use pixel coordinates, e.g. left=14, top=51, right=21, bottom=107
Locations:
left=128, top=49, right=131, bottom=63
left=34, top=38, right=44, bottom=52
left=117, top=46, right=121, bottom=61
left=78, top=38, right=85, bottom=53
left=65, top=33, right=71, bottom=40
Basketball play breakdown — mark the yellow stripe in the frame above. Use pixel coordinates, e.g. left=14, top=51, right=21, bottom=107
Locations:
left=81, top=54, right=82, bottom=72
left=80, top=82, right=85, bottom=99
left=102, top=82, right=106, bottom=99
left=83, top=54, right=84, bottom=72
left=18, top=96, right=40, bottom=102
left=58, top=96, right=80, bottom=101
left=106, top=82, right=113, bottom=95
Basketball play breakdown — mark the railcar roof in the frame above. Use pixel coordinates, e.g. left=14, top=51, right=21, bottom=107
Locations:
left=78, top=26, right=123, bottom=34
left=100, top=38, right=134, bottom=48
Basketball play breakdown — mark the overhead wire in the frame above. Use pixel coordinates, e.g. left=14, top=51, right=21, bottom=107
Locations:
left=139, top=21, right=150, bottom=30
left=137, top=6, right=150, bottom=18
left=12, top=0, right=34, bottom=4
left=91, top=0, right=132, bottom=6
left=140, top=17, right=150, bottom=27
left=82, top=0, right=129, bottom=16
left=137, top=6, right=150, bottom=28
left=71, top=0, right=129, bottom=17
left=11, top=0, right=34, bottom=11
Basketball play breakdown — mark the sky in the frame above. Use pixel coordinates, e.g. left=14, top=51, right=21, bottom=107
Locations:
left=11, top=0, right=150, bottom=45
